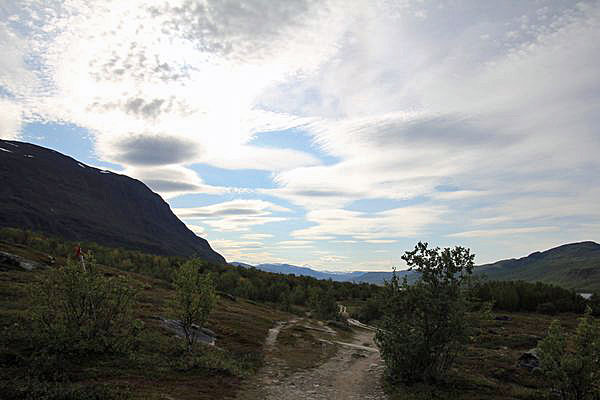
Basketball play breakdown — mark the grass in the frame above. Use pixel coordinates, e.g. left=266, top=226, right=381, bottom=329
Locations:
left=0, top=241, right=290, bottom=400
left=2, top=238, right=596, bottom=399
left=387, top=311, right=586, bottom=400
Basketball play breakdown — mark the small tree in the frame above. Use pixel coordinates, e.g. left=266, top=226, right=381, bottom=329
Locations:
left=538, top=310, right=600, bottom=400
left=310, top=287, right=338, bottom=320
left=375, top=242, right=475, bottom=384
left=30, top=255, right=136, bottom=358
left=172, top=260, right=216, bottom=352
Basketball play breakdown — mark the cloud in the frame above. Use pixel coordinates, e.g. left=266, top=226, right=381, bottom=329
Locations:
left=108, top=134, right=201, bottom=166
left=0, top=0, right=351, bottom=180
left=291, top=205, right=446, bottom=241
left=0, top=99, right=22, bottom=140
left=277, top=240, right=313, bottom=247
left=0, top=22, right=38, bottom=97
left=2, top=0, right=600, bottom=267
left=124, top=165, right=229, bottom=198
left=448, top=226, right=560, bottom=238
left=186, top=224, right=206, bottom=236
left=210, top=239, right=264, bottom=249
left=241, top=233, right=274, bottom=240
left=175, top=199, right=291, bottom=231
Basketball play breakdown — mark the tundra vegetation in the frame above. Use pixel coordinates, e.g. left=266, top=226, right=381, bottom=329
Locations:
left=538, top=310, right=600, bottom=400
left=1, top=228, right=600, bottom=399
left=29, top=255, right=138, bottom=374
left=376, top=242, right=477, bottom=384
left=171, top=259, right=216, bottom=352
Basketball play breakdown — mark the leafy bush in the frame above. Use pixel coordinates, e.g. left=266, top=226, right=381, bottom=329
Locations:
left=590, top=293, right=600, bottom=317
left=172, top=259, right=216, bottom=352
left=538, top=310, right=600, bottom=400
left=309, top=287, right=339, bottom=320
left=375, top=242, right=475, bottom=384
left=29, top=256, right=137, bottom=363
left=353, top=296, right=383, bottom=324
left=537, top=301, right=558, bottom=315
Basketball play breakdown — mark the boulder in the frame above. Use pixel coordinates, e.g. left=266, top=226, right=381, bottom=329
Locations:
left=517, top=348, right=541, bottom=371
left=0, top=251, right=48, bottom=271
left=157, top=316, right=216, bottom=346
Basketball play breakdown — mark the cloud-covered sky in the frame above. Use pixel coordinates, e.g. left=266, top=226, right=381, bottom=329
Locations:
left=1, top=0, right=599, bottom=270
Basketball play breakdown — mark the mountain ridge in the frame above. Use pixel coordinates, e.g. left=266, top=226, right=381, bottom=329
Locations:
left=233, top=241, right=600, bottom=289
left=230, top=261, right=409, bottom=283
left=475, top=240, right=600, bottom=291
left=0, top=139, right=225, bottom=263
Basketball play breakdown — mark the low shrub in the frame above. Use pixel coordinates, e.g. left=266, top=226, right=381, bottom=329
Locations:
left=29, top=256, right=137, bottom=372
left=538, top=309, right=600, bottom=400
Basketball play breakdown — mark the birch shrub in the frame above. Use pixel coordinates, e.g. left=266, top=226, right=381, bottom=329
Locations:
left=375, top=242, right=475, bottom=384
left=538, top=310, right=600, bottom=400
left=171, top=259, right=216, bottom=352
left=29, top=256, right=137, bottom=372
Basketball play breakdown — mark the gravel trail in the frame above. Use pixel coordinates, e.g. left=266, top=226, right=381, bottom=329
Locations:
left=237, top=319, right=388, bottom=400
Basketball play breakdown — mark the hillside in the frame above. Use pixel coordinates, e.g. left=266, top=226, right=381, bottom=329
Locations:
left=235, top=241, right=600, bottom=290
left=476, top=241, right=600, bottom=291
left=0, top=139, right=224, bottom=263
left=230, top=261, right=407, bottom=284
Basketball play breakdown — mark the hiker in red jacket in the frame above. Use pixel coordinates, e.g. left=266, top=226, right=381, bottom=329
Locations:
left=74, top=244, right=86, bottom=272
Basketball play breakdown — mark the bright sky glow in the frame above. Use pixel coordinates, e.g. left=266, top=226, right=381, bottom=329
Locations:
left=1, top=0, right=599, bottom=270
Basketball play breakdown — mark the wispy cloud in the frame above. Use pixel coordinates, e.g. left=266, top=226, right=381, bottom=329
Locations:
left=447, top=226, right=560, bottom=238
left=175, top=199, right=291, bottom=232
left=2, top=0, right=599, bottom=268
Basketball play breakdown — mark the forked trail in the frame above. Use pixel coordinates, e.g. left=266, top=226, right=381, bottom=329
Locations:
left=236, top=318, right=388, bottom=400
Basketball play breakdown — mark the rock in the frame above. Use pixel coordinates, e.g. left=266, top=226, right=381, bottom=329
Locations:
left=157, top=316, right=216, bottom=346
left=218, top=291, right=236, bottom=301
left=517, top=348, right=541, bottom=371
left=0, top=251, right=48, bottom=271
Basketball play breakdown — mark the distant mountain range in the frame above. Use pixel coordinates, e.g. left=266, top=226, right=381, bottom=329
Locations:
left=0, top=139, right=225, bottom=263
left=229, top=262, right=411, bottom=284
left=233, top=241, right=600, bottom=290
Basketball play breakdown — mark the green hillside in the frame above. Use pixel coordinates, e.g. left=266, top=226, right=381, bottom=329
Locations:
left=475, top=241, right=600, bottom=292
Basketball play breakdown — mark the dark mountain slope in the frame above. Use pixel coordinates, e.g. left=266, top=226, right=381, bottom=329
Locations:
left=0, top=139, right=225, bottom=263
left=475, top=241, right=600, bottom=291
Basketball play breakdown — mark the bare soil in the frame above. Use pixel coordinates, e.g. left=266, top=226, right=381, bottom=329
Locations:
left=237, top=318, right=387, bottom=400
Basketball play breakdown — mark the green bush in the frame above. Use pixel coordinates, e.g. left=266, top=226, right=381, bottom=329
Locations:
left=29, top=256, right=137, bottom=362
left=172, top=259, right=217, bottom=352
left=354, top=296, right=383, bottom=324
left=537, top=301, right=558, bottom=315
left=375, top=242, right=475, bottom=384
left=590, top=293, right=600, bottom=317
left=309, top=288, right=339, bottom=320
left=538, top=310, right=600, bottom=400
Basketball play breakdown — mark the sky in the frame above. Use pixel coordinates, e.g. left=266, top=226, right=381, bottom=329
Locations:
left=1, top=0, right=599, bottom=271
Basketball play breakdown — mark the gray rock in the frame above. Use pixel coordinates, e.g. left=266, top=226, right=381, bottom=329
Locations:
left=157, top=316, right=216, bottom=346
left=0, top=251, right=48, bottom=271
left=517, top=348, right=541, bottom=371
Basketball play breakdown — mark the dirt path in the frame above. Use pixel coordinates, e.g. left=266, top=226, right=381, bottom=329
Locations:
left=237, top=319, right=387, bottom=400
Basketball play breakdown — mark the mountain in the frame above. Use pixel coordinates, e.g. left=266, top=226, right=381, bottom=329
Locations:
left=354, top=270, right=416, bottom=284
left=230, top=261, right=405, bottom=283
left=234, top=241, right=600, bottom=289
left=475, top=241, right=600, bottom=291
left=0, top=139, right=225, bottom=263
